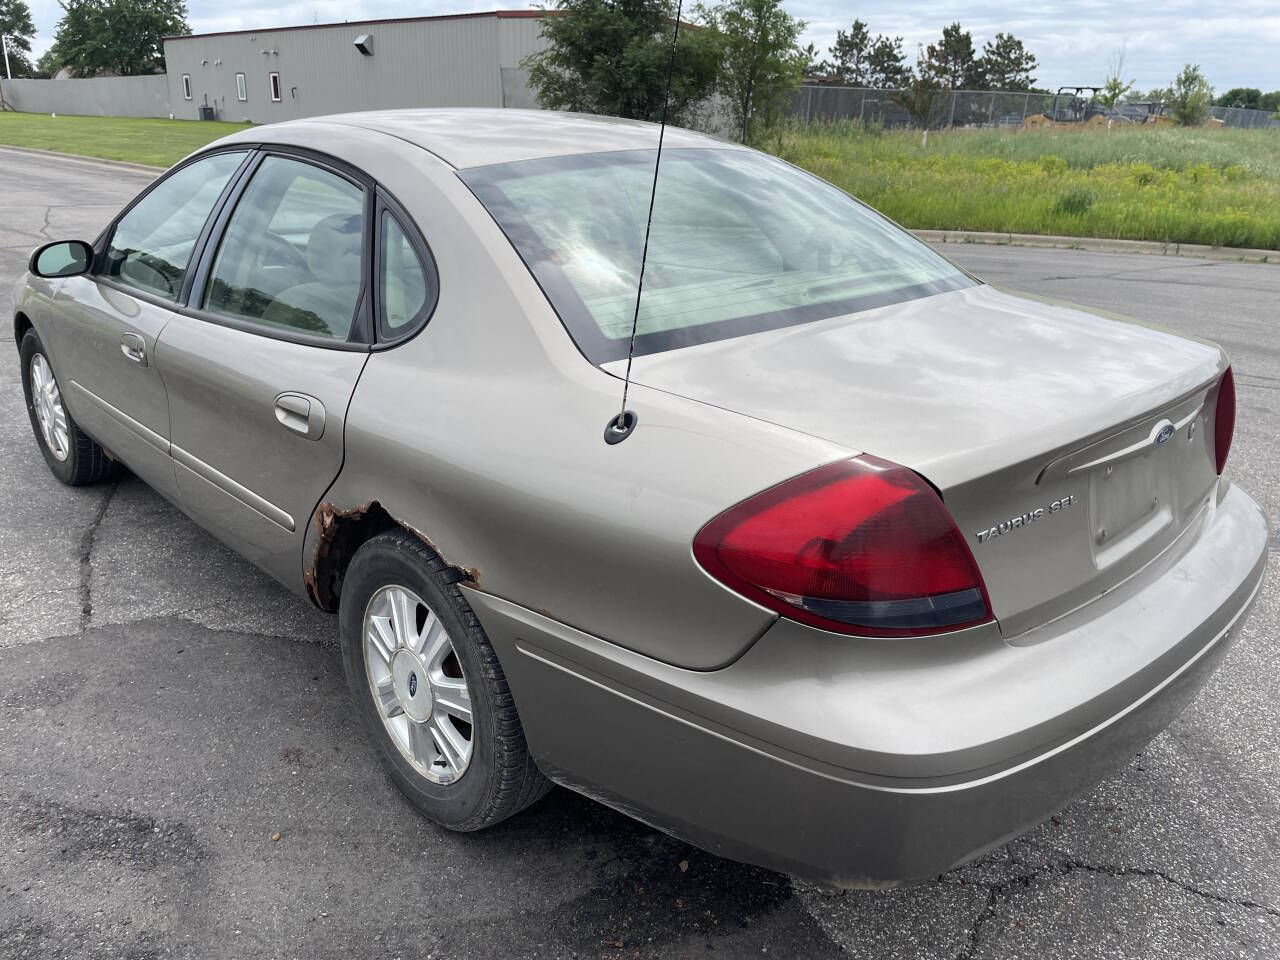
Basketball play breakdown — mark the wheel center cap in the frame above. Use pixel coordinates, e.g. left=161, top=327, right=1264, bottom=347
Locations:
left=390, top=649, right=432, bottom=722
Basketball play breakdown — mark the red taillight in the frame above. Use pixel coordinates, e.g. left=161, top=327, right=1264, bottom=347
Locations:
left=693, top=456, right=992, bottom=637
left=1214, top=366, right=1235, bottom=476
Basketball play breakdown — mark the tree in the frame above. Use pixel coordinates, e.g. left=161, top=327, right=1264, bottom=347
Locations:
left=922, top=23, right=982, bottom=90
left=891, top=49, right=945, bottom=128
left=523, top=0, right=722, bottom=124
left=1215, top=87, right=1261, bottom=109
left=45, top=0, right=189, bottom=77
left=0, top=0, right=36, bottom=75
left=823, top=20, right=907, bottom=89
left=1260, top=91, right=1280, bottom=112
left=35, top=47, right=61, bottom=77
left=703, top=0, right=805, bottom=143
left=978, top=32, right=1036, bottom=91
left=799, top=41, right=820, bottom=79
left=1167, top=63, right=1213, bottom=125
left=1096, top=44, right=1135, bottom=108
left=825, top=18, right=870, bottom=84
left=866, top=34, right=908, bottom=89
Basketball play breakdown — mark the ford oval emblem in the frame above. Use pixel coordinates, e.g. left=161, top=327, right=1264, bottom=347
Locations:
left=1155, top=424, right=1174, bottom=445
left=408, top=672, right=418, bottom=697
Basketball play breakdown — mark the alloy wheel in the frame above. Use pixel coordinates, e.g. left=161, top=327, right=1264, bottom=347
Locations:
left=363, top=584, right=474, bottom=783
left=29, top=353, right=70, bottom=462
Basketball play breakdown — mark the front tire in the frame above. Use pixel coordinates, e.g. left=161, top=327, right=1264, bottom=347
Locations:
left=339, top=529, right=550, bottom=830
left=20, top=328, right=117, bottom=485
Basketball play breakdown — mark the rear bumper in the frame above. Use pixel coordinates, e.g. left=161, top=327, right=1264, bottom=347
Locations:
left=465, top=482, right=1268, bottom=887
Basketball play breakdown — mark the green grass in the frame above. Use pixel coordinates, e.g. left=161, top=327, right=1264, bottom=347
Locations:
left=0, top=112, right=251, bottom=168
left=774, top=123, right=1280, bottom=250
left=3, top=110, right=1277, bottom=250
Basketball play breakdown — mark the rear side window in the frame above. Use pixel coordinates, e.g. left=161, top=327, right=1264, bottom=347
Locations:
left=378, top=213, right=434, bottom=338
left=102, top=151, right=245, bottom=301
left=202, top=155, right=365, bottom=341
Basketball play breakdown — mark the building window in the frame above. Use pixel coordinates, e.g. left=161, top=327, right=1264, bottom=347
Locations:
left=268, top=72, right=281, bottom=102
left=181, top=74, right=192, bottom=100
left=236, top=73, right=247, bottom=101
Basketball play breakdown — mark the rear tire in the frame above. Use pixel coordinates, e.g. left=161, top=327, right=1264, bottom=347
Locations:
left=339, top=529, right=550, bottom=830
left=19, top=329, right=117, bottom=486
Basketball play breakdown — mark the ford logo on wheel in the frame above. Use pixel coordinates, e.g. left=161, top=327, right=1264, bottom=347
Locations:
left=1155, top=424, right=1175, bottom=445
left=408, top=672, right=418, bottom=697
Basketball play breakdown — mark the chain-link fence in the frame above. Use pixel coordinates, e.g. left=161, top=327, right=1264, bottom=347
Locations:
left=1208, top=105, right=1280, bottom=129
left=790, top=85, right=1280, bottom=131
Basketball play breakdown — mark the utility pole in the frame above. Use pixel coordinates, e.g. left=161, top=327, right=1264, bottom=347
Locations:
left=0, top=36, right=13, bottom=112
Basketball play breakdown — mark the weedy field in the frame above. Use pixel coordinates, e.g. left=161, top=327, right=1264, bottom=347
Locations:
left=2, top=111, right=1278, bottom=250
left=774, top=123, right=1280, bottom=250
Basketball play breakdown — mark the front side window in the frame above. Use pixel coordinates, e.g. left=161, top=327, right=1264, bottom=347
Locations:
left=236, top=73, right=247, bottom=101
left=462, top=148, right=975, bottom=363
left=378, top=213, right=434, bottom=339
left=102, top=151, right=245, bottom=300
left=202, top=155, right=365, bottom=341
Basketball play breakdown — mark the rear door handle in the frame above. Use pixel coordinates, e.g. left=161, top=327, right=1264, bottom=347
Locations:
left=120, top=332, right=147, bottom=366
left=274, top=392, right=325, bottom=441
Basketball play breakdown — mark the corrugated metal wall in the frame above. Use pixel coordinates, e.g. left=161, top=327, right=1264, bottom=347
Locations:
left=162, top=13, right=550, bottom=124
left=497, top=15, right=548, bottom=67
left=3, top=75, right=170, bottom=117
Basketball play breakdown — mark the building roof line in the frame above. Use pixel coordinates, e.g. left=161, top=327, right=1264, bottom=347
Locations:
left=163, top=9, right=544, bottom=44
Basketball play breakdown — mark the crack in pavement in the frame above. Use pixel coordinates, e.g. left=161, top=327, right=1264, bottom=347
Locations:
left=17, top=609, right=336, bottom=650
left=77, top=479, right=118, bottom=631
left=950, top=858, right=1280, bottom=958
left=38, top=203, right=59, bottom=242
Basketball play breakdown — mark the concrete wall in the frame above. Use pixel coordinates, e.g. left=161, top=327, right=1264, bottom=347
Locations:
left=162, top=12, right=549, bottom=124
left=1, top=75, right=170, bottom=117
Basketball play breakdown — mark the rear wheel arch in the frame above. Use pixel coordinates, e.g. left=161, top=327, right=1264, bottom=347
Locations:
left=304, top=500, right=477, bottom=614
left=305, top=501, right=400, bottom=612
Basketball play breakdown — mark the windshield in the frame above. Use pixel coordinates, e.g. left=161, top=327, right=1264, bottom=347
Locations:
left=461, top=147, right=976, bottom=364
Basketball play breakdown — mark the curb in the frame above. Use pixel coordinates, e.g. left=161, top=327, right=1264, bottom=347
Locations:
left=915, top=229, right=1275, bottom=265
left=0, top=144, right=164, bottom=175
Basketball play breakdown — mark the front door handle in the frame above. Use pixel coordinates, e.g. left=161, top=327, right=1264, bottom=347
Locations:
left=120, top=332, right=147, bottom=366
left=274, top=392, right=325, bottom=441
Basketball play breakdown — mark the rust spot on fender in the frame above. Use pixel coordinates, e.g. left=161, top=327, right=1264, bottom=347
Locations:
left=304, top=500, right=477, bottom=611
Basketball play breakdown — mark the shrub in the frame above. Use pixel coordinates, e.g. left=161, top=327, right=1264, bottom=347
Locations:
left=1054, top=188, right=1095, bottom=216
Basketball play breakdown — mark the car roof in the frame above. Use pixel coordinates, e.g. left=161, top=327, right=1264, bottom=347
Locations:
left=229, top=108, right=740, bottom=170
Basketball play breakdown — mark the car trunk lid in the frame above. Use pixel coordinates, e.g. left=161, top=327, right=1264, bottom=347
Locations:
left=611, top=284, right=1226, bottom=636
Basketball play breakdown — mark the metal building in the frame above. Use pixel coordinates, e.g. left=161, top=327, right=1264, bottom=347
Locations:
left=162, top=10, right=549, bottom=123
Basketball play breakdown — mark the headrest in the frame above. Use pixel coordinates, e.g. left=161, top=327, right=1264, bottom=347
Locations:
left=306, top=213, right=363, bottom=287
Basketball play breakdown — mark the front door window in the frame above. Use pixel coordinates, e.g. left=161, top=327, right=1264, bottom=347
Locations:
left=102, top=152, right=246, bottom=301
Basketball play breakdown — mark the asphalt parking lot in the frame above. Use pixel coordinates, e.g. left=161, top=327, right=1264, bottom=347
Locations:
left=1, top=148, right=1277, bottom=960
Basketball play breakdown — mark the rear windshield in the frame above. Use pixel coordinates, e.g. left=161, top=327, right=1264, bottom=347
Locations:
left=460, top=147, right=975, bottom=364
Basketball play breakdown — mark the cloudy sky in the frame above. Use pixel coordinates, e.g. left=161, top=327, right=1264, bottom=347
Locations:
left=21, top=0, right=1280, bottom=92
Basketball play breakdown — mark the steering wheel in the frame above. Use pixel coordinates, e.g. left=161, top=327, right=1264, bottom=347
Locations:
left=262, top=231, right=311, bottom=275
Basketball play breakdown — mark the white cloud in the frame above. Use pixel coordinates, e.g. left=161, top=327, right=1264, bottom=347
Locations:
left=21, top=0, right=1280, bottom=92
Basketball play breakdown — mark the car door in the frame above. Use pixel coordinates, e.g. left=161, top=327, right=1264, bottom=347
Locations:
left=48, top=150, right=252, bottom=498
left=154, top=149, right=372, bottom=586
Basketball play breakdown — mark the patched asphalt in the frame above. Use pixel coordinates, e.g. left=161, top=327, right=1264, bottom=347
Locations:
left=1, top=147, right=1277, bottom=959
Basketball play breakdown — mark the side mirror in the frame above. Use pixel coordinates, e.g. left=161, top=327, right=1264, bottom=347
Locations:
left=29, top=240, right=94, bottom=279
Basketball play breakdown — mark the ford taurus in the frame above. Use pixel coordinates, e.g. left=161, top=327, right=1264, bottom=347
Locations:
left=12, top=110, right=1267, bottom=887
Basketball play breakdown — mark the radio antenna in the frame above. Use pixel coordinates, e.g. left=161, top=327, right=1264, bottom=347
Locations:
left=603, top=0, right=683, bottom=445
